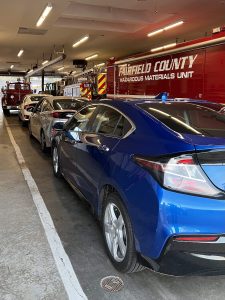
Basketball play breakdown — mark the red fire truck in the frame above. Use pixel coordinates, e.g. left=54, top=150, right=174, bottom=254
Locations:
left=63, top=67, right=107, bottom=100
left=1, top=81, right=32, bottom=115
left=107, top=28, right=225, bottom=103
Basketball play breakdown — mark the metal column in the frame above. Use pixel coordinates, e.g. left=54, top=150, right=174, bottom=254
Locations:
left=42, top=70, right=45, bottom=92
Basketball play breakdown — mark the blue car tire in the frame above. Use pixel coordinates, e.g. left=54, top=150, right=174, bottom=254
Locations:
left=102, top=193, right=145, bottom=273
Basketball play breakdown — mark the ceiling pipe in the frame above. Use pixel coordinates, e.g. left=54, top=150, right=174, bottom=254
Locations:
left=25, top=54, right=66, bottom=78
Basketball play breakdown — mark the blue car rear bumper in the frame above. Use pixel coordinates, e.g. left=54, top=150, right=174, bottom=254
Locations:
left=125, top=177, right=225, bottom=261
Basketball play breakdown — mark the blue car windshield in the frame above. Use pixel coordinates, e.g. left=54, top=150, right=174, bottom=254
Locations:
left=138, top=102, right=225, bottom=137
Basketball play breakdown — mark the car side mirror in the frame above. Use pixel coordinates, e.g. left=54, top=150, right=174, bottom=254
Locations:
left=27, top=106, right=34, bottom=112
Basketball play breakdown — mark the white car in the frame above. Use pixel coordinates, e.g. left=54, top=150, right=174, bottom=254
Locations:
left=18, top=94, right=49, bottom=125
left=28, top=96, right=89, bottom=152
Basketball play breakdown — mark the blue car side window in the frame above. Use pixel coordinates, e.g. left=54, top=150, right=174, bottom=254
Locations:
left=92, top=107, right=121, bottom=135
left=66, top=105, right=97, bottom=133
left=90, top=106, right=132, bottom=138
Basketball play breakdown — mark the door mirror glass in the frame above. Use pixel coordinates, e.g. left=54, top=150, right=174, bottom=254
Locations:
left=26, top=106, right=34, bottom=112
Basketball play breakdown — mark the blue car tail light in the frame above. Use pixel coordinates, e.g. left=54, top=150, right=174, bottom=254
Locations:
left=133, top=154, right=221, bottom=198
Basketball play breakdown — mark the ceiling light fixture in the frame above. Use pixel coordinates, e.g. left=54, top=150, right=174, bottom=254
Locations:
left=72, top=35, right=89, bottom=48
left=10, top=65, right=14, bottom=69
left=85, top=54, right=98, bottom=61
left=57, top=66, right=65, bottom=71
left=151, top=46, right=163, bottom=52
left=151, top=42, right=177, bottom=52
left=17, top=49, right=24, bottom=57
left=147, top=29, right=163, bottom=37
left=147, top=20, right=184, bottom=37
left=42, top=60, right=49, bottom=65
left=36, top=3, right=53, bottom=27
left=163, top=42, right=177, bottom=49
left=94, top=63, right=105, bottom=67
left=164, top=21, right=184, bottom=31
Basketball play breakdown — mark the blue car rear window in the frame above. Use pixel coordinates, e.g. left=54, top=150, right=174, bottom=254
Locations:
left=138, top=102, right=225, bottom=137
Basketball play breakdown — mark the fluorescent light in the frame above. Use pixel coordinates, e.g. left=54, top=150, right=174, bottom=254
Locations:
left=151, top=42, right=176, bottom=53
left=17, top=49, right=24, bottom=57
left=94, top=63, right=105, bottom=67
left=85, top=54, right=98, bottom=61
left=28, top=69, right=33, bottom=74
left=57, top=66, right=64, bottom=71
left=147, top=20, right=183, bottom=37
left=36, top=3, right=53, bottom=27
left=42, top=60, right=49, bottom=65
left=151, top=46, right=163, bottom=53
left=10, top=65, right=14, bottom=69
left=72, top=35, right=89, bottom=48
left=163, top=42, right=177, bottom=49
left=147, top=29, right=163, bottom=37
left=164, top=21, right=184, bottom=31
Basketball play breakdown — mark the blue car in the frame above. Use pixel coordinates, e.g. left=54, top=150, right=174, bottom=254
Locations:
left=52, top=98, right=225, bottom=273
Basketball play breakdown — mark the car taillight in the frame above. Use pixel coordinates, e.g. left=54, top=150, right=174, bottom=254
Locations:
left=133, top=154, right=220, bottom=197
left=52, top=112, right=60, bottom=118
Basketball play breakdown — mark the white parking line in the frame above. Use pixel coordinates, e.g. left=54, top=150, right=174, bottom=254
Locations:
left=4, top=118, right=87, bottom=300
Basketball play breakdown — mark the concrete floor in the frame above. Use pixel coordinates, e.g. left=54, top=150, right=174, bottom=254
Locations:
left=2, top=112, right=225, bottom=299
left=0, top=117, right=68, bottom=299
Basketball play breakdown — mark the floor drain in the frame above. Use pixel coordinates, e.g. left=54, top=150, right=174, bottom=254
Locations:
left=100, top=276, right=124, bottom=292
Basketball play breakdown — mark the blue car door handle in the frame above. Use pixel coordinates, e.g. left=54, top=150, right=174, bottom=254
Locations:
left=98, top=144, right=110, bottom=152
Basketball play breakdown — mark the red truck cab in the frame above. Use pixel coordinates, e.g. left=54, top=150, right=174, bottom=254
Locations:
left=1, top=81, right=32, bottom=115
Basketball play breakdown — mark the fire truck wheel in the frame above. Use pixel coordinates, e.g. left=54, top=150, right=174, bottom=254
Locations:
left=3, top=109, right=10, bottom=116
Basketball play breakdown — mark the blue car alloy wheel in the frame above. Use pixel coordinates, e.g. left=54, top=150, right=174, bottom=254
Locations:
left=102, top=192, right=145, bottom=273
left=52, top=98, right=225, bottom=274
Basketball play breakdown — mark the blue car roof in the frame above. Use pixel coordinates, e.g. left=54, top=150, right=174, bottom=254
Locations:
left=98, top=98, right=222, bottom=107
